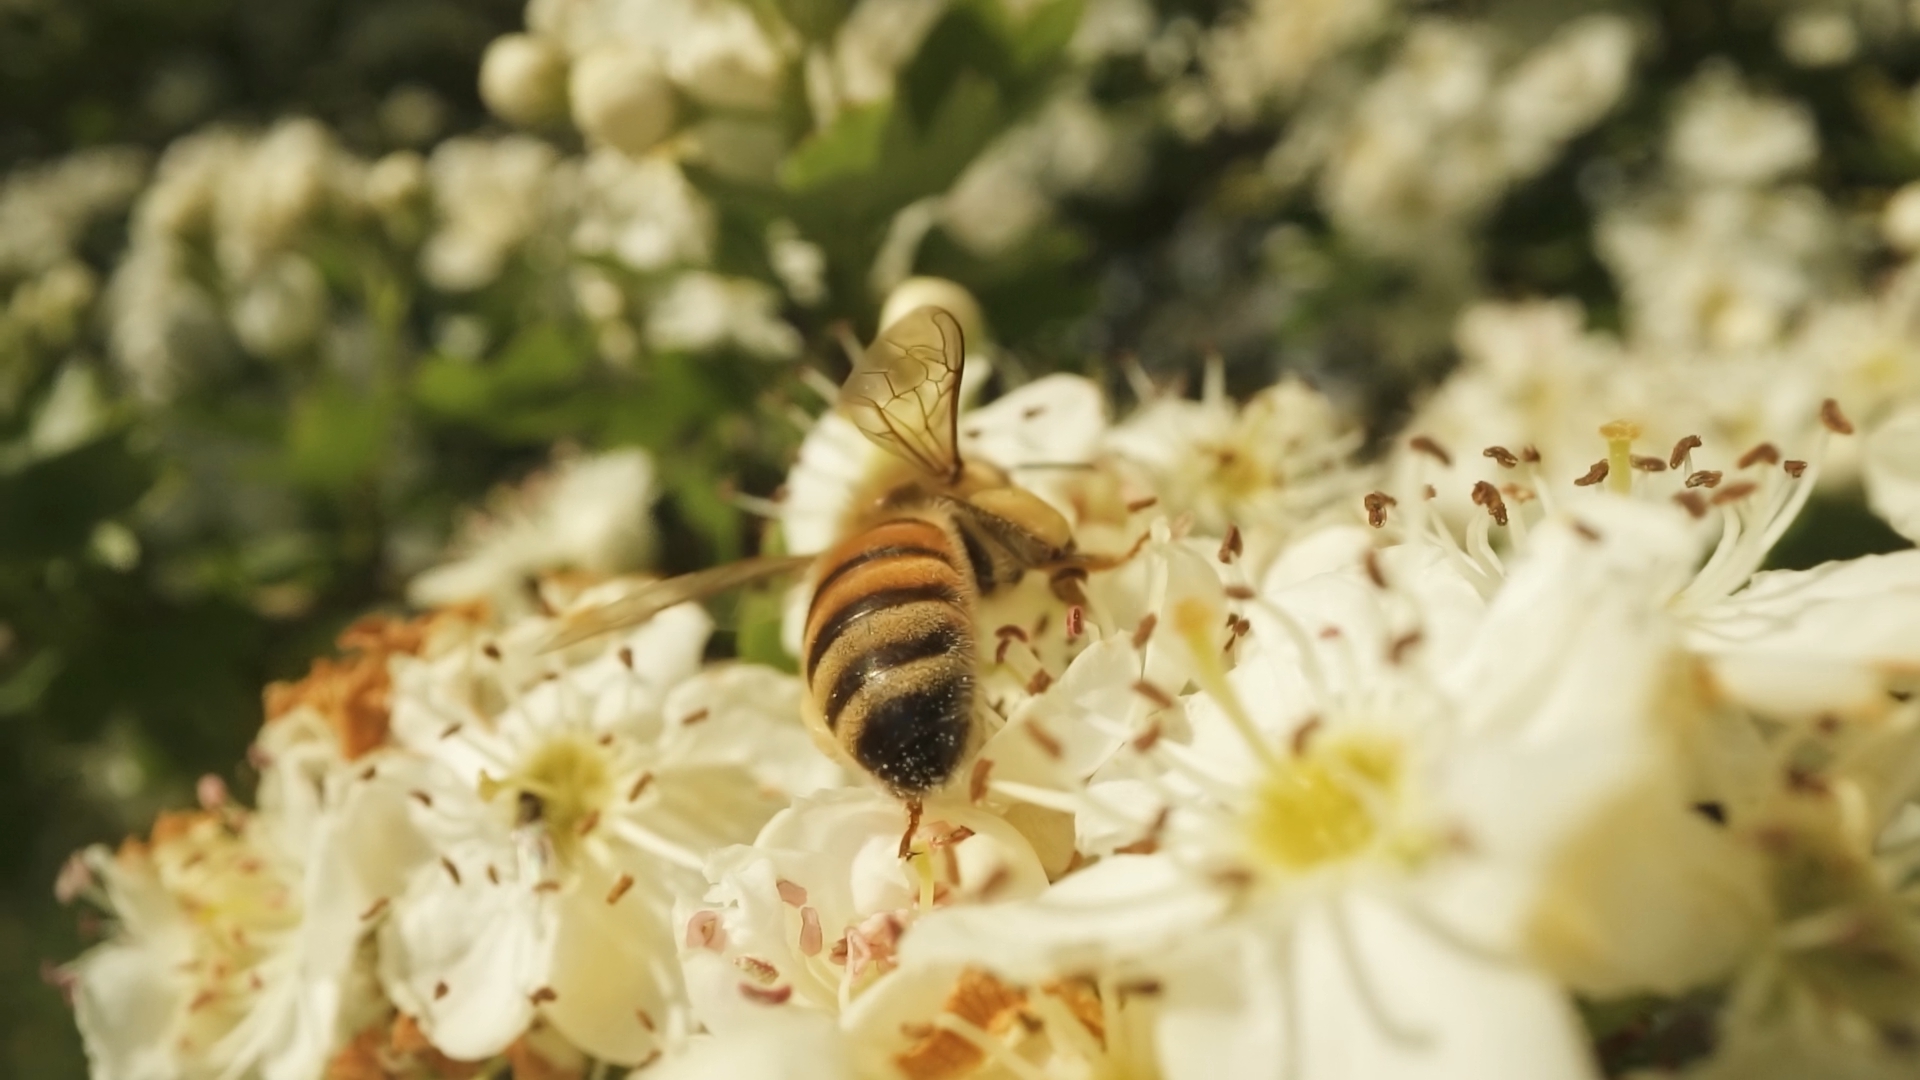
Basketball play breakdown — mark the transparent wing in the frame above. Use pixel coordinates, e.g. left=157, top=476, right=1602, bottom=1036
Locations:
left=839, top=306, right=966, bottom=484
left=542, top=556, right=813, bottom=652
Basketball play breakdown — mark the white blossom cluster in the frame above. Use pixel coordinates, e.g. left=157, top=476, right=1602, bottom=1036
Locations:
left=55, top=281, right=1920, bottom=1078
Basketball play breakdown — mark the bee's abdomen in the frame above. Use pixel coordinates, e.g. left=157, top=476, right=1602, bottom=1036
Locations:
left=804, top=518, right=976, bottom=796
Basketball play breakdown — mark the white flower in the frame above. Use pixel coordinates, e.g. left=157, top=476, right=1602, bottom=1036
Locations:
left=572, top=150, right=715, bottom=272
left=379, top=598, right=839, bottom=1064
left=63, top=708, right=422, bottom=1080
left=0, top=145, right=146, bottom=279
left=1864, top=405, right=1920, bottom=542
left=409, top=447, right=661, bottom=613
left=420, top=135, right=560, bottom=292
left=1667, top=65, right=1818, bottom=187
left=647, top=272, right=802, bottom=359
left=227, top=252, right=327, bottom=358
left=569, top=45, right=678, bottom=154
left=480, top=33, right=571, bottom=127
left=662, top=3, right=787, bottom=111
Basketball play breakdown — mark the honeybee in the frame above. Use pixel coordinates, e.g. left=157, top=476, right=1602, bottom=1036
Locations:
left=550, top=307, right=1128, bottom=839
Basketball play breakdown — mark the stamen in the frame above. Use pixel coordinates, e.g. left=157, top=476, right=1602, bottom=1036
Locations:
left=1737, top=443, right=1780, bottom=468
left=1131, top=680, right=1176, bottom=709
left=529, top=986, right=559, bottom=1005
left=1469, top=481, right=1508, bottom=526
left=1573, top=460, right=1609, bottom=487
left=1409, top=435, right=1453, bottom=466
left=606, top=873, right=634, bottom=905
left=1482, top=446, right=1518, bottom=468
left=1686, top=470, right=1722, bottom=488
left=1363, top=549, right=1387, bottom=588
left=1363, top=492, right=1397, bottom=528
left=739, top=983, right=792, bottom=1005
left=1218, top=525, right=1243, bottom=563
left=434, top=981, right=448, bottom=1000
left=1820, top=398, right=1854, bottom=434
left=1630, top=455, right=1667, bottom=472
left=440, top=857, right=462, bottom=885
left=1131, top=614, right=1157, bottom=648
left=1673, top=492, right=1708, bottom=519
left=969, top=759, right=993, bottom=803
left=1784, top=460, right=1808, bottom=478
left=1710, top=481, right=1757, bottom=506
left=777, top=880, right=808, bottom=907
left=1670, top=434, right=1702, bottom=470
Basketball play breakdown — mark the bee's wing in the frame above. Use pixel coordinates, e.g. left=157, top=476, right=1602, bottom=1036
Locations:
left=543, top=555, right=813, bottom=651
left=839, top=305, right=966, bottom=484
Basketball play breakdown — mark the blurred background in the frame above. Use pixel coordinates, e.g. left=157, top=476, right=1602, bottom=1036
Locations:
left=4, top=0, right=1917, bottom=1073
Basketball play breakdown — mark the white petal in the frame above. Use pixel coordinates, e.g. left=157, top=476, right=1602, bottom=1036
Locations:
left=71, top=937, right=189, bottom=1080
left=1865, top=405, right=1920, bottom=542
left=646, top=1010, right=852, bottom=1080
left=543, top=865, right=675, bottom=1064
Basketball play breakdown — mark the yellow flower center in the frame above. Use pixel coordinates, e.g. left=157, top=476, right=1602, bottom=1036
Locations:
left=484, top=734, right=613, bottom=858
left=1246, top=733, right=1404, bottom=872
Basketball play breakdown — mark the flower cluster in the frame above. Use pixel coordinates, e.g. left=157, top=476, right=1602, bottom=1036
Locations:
left=57, top=279, right=1920, bottom=1077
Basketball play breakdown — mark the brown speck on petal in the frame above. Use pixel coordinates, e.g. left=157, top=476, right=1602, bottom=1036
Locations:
left=1669, top=435, right=1703, bottom=470
left=1024, top=723, right=1063, bottom=759
left=635, top=1009, right=656, bottom=1032
left=1573, top=460, right=1609, bottom=487
left=434, top=981, right=448, bottom=1001
left=438, top=723, right=462, bottom=740
left=440, top=858, right=461, bottom=885
left=1291, top=717, right=1323, bottom=756
left=409, top=790, right=433, bottom=809
left=776, top=879, right=808, bottom=907
left=627, top=771, right=655, bottom=802
left=1673, top=492, right=1708, bottom=519
left=483, top=642, right=502, bottom=660
left=1217, top=525, right=1243, bottom=563
left=1132, top=721, right=1163, bottom=753
left=1131, top=680, right=1175, bottom=709
left=576, top=810, right=600, bottom=836
left=1363, top=549, right=1387, bottom=588
left=617, top=647, right=634, bottom=669
left=1409, top=435, right=1453, bottom=466
left=487, top=864, right=500, bottom=885
left=1521, top=445, right=1541, bottom=463
left=739, top=983, right=792, bottom=1005
left=968, top=758, right=993, bottom=804
left=1711, top=481, right=1758, bottom=505
left=1388, top=631, right=1423, bottom=665
left=1126, top=496, right=1159, bottom=513
left=1821, top=398, right=1854, bottom=435
left=680, top=708, right=710, bottom=726
left=529, top=987, right=557, bottom=1005
left=359, top=898, right=388, bottom=921
left=606, top=874, right=634, bottom=905
left=799, top=907, right=824, bottom=957
left=1131, top=614, right=1157, bottom=648
left=1483, top=446, right=1518, bottom=468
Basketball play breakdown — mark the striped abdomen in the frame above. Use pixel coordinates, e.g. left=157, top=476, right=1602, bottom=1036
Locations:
left=802, top=517, right=977, bottom=797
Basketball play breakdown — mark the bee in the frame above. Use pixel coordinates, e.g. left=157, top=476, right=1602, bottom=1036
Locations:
left=550, top=306, right=1129, bottom=844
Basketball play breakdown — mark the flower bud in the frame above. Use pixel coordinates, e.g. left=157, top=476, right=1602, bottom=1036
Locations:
left=879, top=276, right=987, bottom=346
left=479, top=33, right=569, bottom=127
left=569, top=46, right=677, bottom=154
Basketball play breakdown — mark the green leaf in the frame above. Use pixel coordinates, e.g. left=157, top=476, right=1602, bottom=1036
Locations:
left=286, top=382, right=390, bottom=492
left=0, top=433, right=153, bottom=561
left=779, top=102, right=892, bottom=193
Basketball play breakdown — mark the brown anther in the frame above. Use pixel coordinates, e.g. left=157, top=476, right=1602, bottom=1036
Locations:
left=1630, top=455, right=1667, bottom=473
left=1131, top=680, right=1176, bottom=709
left=1131, top=613, right=1158, bottom=649
left=1572, top=521, right=1602, bottom=542
left=969, top=758, right=993, bottom=804
left=1022, top=405, right=1046, bottom=419
left=359, top=898, right=389, bottom=921
left=1126, top=496, right=1159, bottom=513
left=616, top=646, right=634, bottom=669
left=1573, top=460, right=1609, bottom=486
left=576, top=810, right=600, bottom=836
left=1737, top=443, right=1780, bottom=469
left=1387, top=630, right=1423, bottom=665
left=1290, top=717, right=1323, bottom=756
left=680, top=708, right=710, bottom=726
left=635, top=1009, right=656, bottom=1031
left=977, top=864, right=1014, bottom=900
left=1669, top=435, right=1702, bottom=470
left=1786, top=767, right=1830, bottom=796
left=626, top=771, right=655, bottom=802
left=1212, top=867, right=1255, bottom=891
left=1024, top=723, right=1064, bottom=759
left=1409, top=435, right=1453, bottom=466
left=534, top=881, right=561, bottom=893
left=1483, top=446, right=1518, bottom=468
left=438, top=723, right=462, bottom=741
left=597, top=732, right=614, bottom=746
left=738, top=956, right=780, bottom=984
left=1363, top=491, right=1397, bottom=528
left=1424, top=484, right=1437, bottom=499
left=434, top=981, right=448, bottom=1001
left=606, top=873, right=634, bottom=905
left=1218, top=525, right=1243, bottom=563
left=1470, top=481, right=1508, bottom=526
left=995, top=624, right=1029, bottom=641
left=1115, top=835, right=1159, bottom=856
left=1132, top=721, right=1163, bottom=753
left=1673, top=492, right=1708, bottom=519
left=482, top=643, right=502, bottom=660
left=1025, top=669, right=1053, bottom=695
left=487, top=864, right=500, bottom=885
left=776, top=879, right=808, bottom=907
left=1065, top=605, right=1085, bottom=641
left=440, top=858, right=461, bottom=885
left=1363, top=548, right=1387, bottom=588
left=529, top=986, right=558, bottom=1005
left=798, top=907, right=824, bottom=957
left=1820, top=398, right=1854, bottom=434
left=1784, top=460, right=1808, bottom=478
left=408, top=790, right=433, bottom=808
left=1118, top=978, right=1164, bottom=997
left=1225, top=584, right=1256, bottom=600
left=1685, top=470, right=1722, bottom=489
left=1710, top=481, right=1758, bottom=505
left=358, top=765, right=377, bottom=781
left=1520, top=445, right=1541, bottom=463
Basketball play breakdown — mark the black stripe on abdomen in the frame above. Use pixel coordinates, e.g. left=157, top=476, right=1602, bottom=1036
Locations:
left=808, top=543, right=953, bottom=610
left=805, top=582, right=962, bottom=679
left=822, top=624, right=967, bottom=729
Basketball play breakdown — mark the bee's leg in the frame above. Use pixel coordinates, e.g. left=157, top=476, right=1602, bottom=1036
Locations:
left=897, top=797, right=924, bottom=860
left=1048, top=565, right=1090, bottom=606
left=1044, top=530, right=1151, bottom=604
